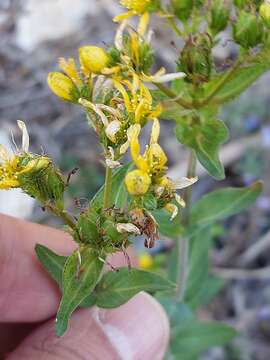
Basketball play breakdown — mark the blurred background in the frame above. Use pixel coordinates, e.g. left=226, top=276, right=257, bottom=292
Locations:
left=1, top=0, right=270, bottom=359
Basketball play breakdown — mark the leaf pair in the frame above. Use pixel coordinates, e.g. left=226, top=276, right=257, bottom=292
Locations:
left=35, top=244, right=175, bottom=336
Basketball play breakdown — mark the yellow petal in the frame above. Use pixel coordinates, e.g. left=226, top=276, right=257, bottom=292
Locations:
left=138, top=12, right=150, bottom=37
left=150, top=118, right=160, bottom=144
left=47, top=72, right=76, bottom=102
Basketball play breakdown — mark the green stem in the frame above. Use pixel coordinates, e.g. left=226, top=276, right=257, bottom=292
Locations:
left=197, top=58, right=241, bottom=108
left=103, top=165, right=112, bottom=209
left=45, top=204, right=76, bottom=230
left=176, top=150, right=197, bottom=301
left=154, top=82, right=194, bottom=110
left=167, top=17, right=182, bottom=37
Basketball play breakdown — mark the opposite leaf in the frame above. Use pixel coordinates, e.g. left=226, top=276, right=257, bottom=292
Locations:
left=55, top=248, right=103, bottom=336
left=35, top=244, right=67, bottom=287
left=170, top=321, right=237, bottom=359
left=190, top=181, right=263, bottom=227
left=175, top=119, right=229, bottom=180
left=94, top=268, right=176, bottom=308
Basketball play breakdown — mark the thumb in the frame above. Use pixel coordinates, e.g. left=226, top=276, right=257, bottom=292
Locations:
left=7, top=292, right=170, bottom=360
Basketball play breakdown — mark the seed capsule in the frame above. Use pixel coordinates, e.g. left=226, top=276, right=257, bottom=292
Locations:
left=233, top=11, right=263, bottom=48
left=171, top=0, right=194, bottom=22
left=178, top=34, right=213, bottom=84
left=208, top=0, right=229, bottom=35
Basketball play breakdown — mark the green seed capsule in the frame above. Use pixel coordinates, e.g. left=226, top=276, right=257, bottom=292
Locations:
left=233, top=11, right=264, bottom=48
left=171, top=0, right=194, bottom=22
left=208, top=0, right=230, bottom=35
left=177, top=33, right=213, bottom=84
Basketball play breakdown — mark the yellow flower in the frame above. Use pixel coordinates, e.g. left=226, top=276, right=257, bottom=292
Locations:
left=113, top=77, right=162, bottom=125
left=58, top=57, right=83, bottom=87
left=47, top=72, right=77, bottom=102
left=138, top=253, right=153, bottom=269
left=79, top=46, right=109, bottom=75
left=0, top=122, right=51, bottom=190
left=125, top=169, right=151, bottom=195
left=120, top=0, right=151, bottom=14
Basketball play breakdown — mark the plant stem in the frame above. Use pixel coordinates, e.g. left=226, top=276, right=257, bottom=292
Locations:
left=45, top=204, right=76, bottom=230
left=176, top=150, right=197, bottom=301
left=197, top=58, right=241, bottom=107
left=154, top=82, right=194, bottom=109
left=103, top=165, right=112, bottom=209
left=167, top=17, right=182, bottom=37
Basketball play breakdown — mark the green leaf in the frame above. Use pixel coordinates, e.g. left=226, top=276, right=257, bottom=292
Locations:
left=175, top=119, right=229, bottom=180
left=184, top=227, right=212, bottom=305
left=204, top=61, right=270, bottom=105
left=90, top=163, right=132, bottom=209
left=190, top=181, right=263, bottom=227
left=94, top=268, right=175, bottom=308
left=158, top=299, right=193, bottom=332
left=171, top=321, right=237, bottom=359
left=153, top=209, right=183, bottom=238
left=35, top=244, right=67, bottom=287
left=187, top=275, right=225, bottom=310
left=55, top=248, right=103, bottom=336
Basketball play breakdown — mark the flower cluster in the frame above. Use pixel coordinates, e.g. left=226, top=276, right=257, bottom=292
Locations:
left=45, top=2, right=193, bottom=247
left=0, top=121, right=65, bottom=209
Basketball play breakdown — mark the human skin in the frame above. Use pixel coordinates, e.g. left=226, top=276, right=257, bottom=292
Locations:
left=0, top=214, right=169, bottom=359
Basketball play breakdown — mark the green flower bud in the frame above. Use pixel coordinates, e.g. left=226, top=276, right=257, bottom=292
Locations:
left=171, top=0, right=194, bottom=22
left=208, top=0, right=230, bottom=35
left=233, top=11, right=264, bottom=48
left=177, top=33, right=213, bottom=84
left=260, top=1, right=270, bottom=29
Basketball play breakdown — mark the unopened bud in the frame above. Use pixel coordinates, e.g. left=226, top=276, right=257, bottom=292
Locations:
left=260, top=1, right=270, bottom=29
left=125, top=169, right=151, bottom=195
left=47, top=72, right=79, bottom=102
left=79, top=46, right=109, bottom=75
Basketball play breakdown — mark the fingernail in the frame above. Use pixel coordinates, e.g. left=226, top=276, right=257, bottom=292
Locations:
left=94, top=292, right=170, bottom=360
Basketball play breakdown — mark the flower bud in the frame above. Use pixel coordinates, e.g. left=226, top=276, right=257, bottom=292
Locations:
left=47, top=72, right=79, bottom=102
left=125, top=169, right=151, bottom=195
left=233, top=11, right=263, bottom=48
left=138, top=253, right=153, bottom=269
left=260, top=1, right=270, bottom=29
left=79, top=46, right=109, bottom=75
left=208, top=0, right=229, bottom=35
left=171, top=0, right=194, bottom=22
left=177, top=34, right=213, bottom=84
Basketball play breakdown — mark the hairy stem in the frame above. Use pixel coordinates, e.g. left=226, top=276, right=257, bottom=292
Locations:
left=103, top=165, right=112, bottom=209
left=176, top=150, right=197, bottom=301
left=154, top=82, right=194, bottom=109
left=45, top=204, right=76, bottom=230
